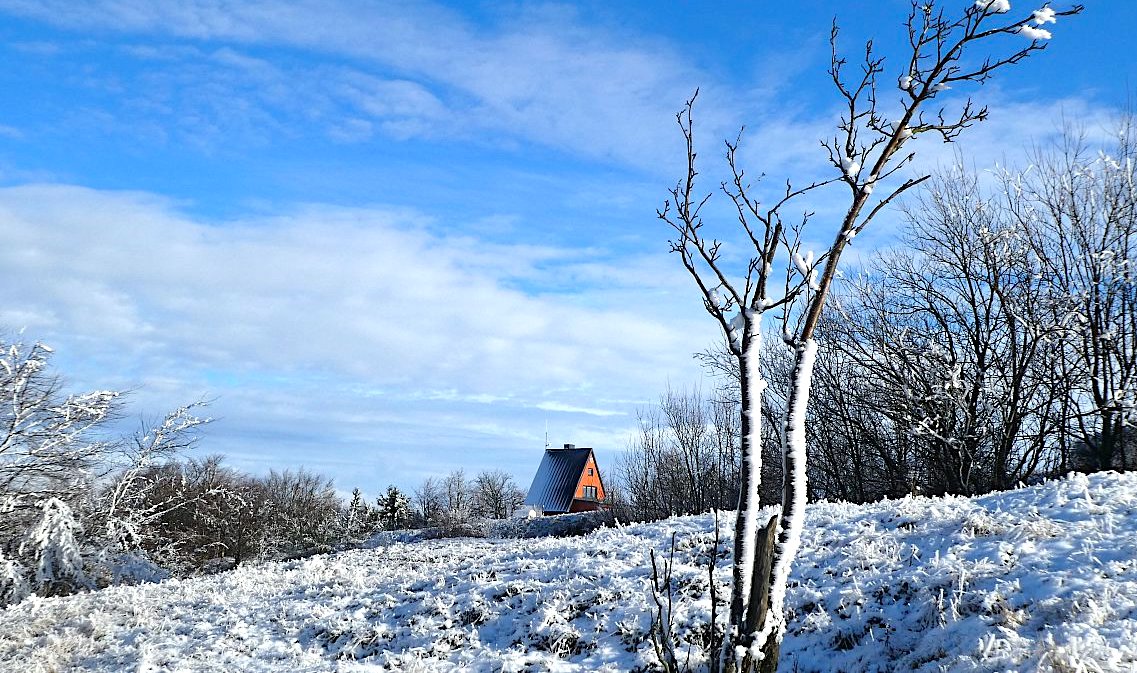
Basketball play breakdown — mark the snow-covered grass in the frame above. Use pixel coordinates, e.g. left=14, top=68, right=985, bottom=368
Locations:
left=2, top=471, right=1135, bottom=672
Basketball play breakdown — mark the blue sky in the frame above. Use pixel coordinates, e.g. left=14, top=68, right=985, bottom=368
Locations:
left=0, top=0, right=1131, bottom=498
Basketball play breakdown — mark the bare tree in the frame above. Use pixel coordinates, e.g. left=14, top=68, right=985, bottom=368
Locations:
left=413, top=476, right=443, bottom=527
left=1, top=336, right=120, bottom=599
left=812, top=168, right=1066, bottom=499
left=617, top=386, right=741, bottom=520
left=0, top=338, right=120, bottom=518
left=892, top=171, right=1063, bottom=493
left=1012, top=123, right=1137, bottom=472
left=471, top=470, right=525, bottom=519
left=0, top=335, right=231, bottom=594
left=659, top=2, right=1081, bottom=670
left=126, top=454, right=252, bottom=573
left=259, top=467, right=342, bottom=557
left=441, top=469, right=472, bottom=529
left=617, top=407, right=673, bottom=519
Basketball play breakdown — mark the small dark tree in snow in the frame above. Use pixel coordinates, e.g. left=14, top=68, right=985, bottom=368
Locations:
left=660, top=2, right=1081, bottom=670
left=377, top=485, right=411, bottom=530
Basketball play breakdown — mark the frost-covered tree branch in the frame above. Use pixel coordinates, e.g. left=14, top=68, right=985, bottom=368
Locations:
left=100, top=401, right=213, bottom=551
left=0, top=338, right=121, bottom=512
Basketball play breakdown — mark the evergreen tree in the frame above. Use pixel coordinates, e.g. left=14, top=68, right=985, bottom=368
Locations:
left=344, top=488, right=371, bottom=538
left=376, top=485, right=410, bottom=530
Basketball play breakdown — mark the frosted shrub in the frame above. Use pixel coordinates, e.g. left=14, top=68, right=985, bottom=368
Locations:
left=20, top=497, right=90, bottom=596
left=0, top=549, right=30, bottom=606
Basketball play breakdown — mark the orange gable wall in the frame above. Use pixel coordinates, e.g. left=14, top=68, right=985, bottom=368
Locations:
left=574, top=452, right=606, bottom=501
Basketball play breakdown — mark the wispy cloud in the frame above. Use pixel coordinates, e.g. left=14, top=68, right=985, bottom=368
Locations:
left=534, top=401, right=627, bottom=418
left=0, top=184, right=708, bottom=387
left=0, top=0, right=738, bottom=170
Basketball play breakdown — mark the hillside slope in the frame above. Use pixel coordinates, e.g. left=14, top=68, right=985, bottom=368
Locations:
left=1, top=471, right=1134, bottom=672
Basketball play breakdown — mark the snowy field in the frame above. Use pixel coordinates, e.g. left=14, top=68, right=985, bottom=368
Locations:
left=2, top=471, right=1135, bottom=672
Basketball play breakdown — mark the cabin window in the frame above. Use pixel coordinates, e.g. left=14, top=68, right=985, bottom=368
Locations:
left=582, top=485, right=598, bottom=500
left=588, top=468, right=594, bottom=476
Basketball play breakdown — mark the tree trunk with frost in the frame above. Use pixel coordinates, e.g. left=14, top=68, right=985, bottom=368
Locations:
left=660, top=2, right=1082, bottom=671
left=727, top=348, right=778, bottom=670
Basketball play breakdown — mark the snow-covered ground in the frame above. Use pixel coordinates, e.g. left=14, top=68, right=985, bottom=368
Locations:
left=2, top=471, right=1135, bottom=672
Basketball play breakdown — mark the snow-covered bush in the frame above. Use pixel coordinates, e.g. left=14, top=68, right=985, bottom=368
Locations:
left=0, top=335, right=216, bottom=604
left=0, top=549, right=30, bottom=605
left=0, top=337, right=120, bottom=576
left=90, top=550, right=171, bottom=587
left=259, top=467, right=345, bottom=557
left=20, top=497, right=90, bottom=597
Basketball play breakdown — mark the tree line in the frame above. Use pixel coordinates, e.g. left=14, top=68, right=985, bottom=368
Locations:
left=620, top=123, right=1136, bottom=520
left=0, top=336, right=528, bottom=607
left=411, top=469, right=528, bottom=532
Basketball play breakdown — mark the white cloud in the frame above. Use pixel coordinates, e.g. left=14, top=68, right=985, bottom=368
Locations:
left=534, top=401, right=627, bottom=418
left=0, top=184, right=706, bottom=389
left=0, top=183, right=712, bottom=486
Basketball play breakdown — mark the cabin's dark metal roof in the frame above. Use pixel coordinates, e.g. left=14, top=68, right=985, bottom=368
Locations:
left=524, top=447, right=592, bottom=513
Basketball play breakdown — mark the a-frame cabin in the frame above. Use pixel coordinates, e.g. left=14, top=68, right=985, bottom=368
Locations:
left=523, top=444, right=606, bottom=515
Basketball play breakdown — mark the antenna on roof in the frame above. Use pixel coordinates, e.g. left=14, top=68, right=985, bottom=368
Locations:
left=544, top=419, right=549, bottom=450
